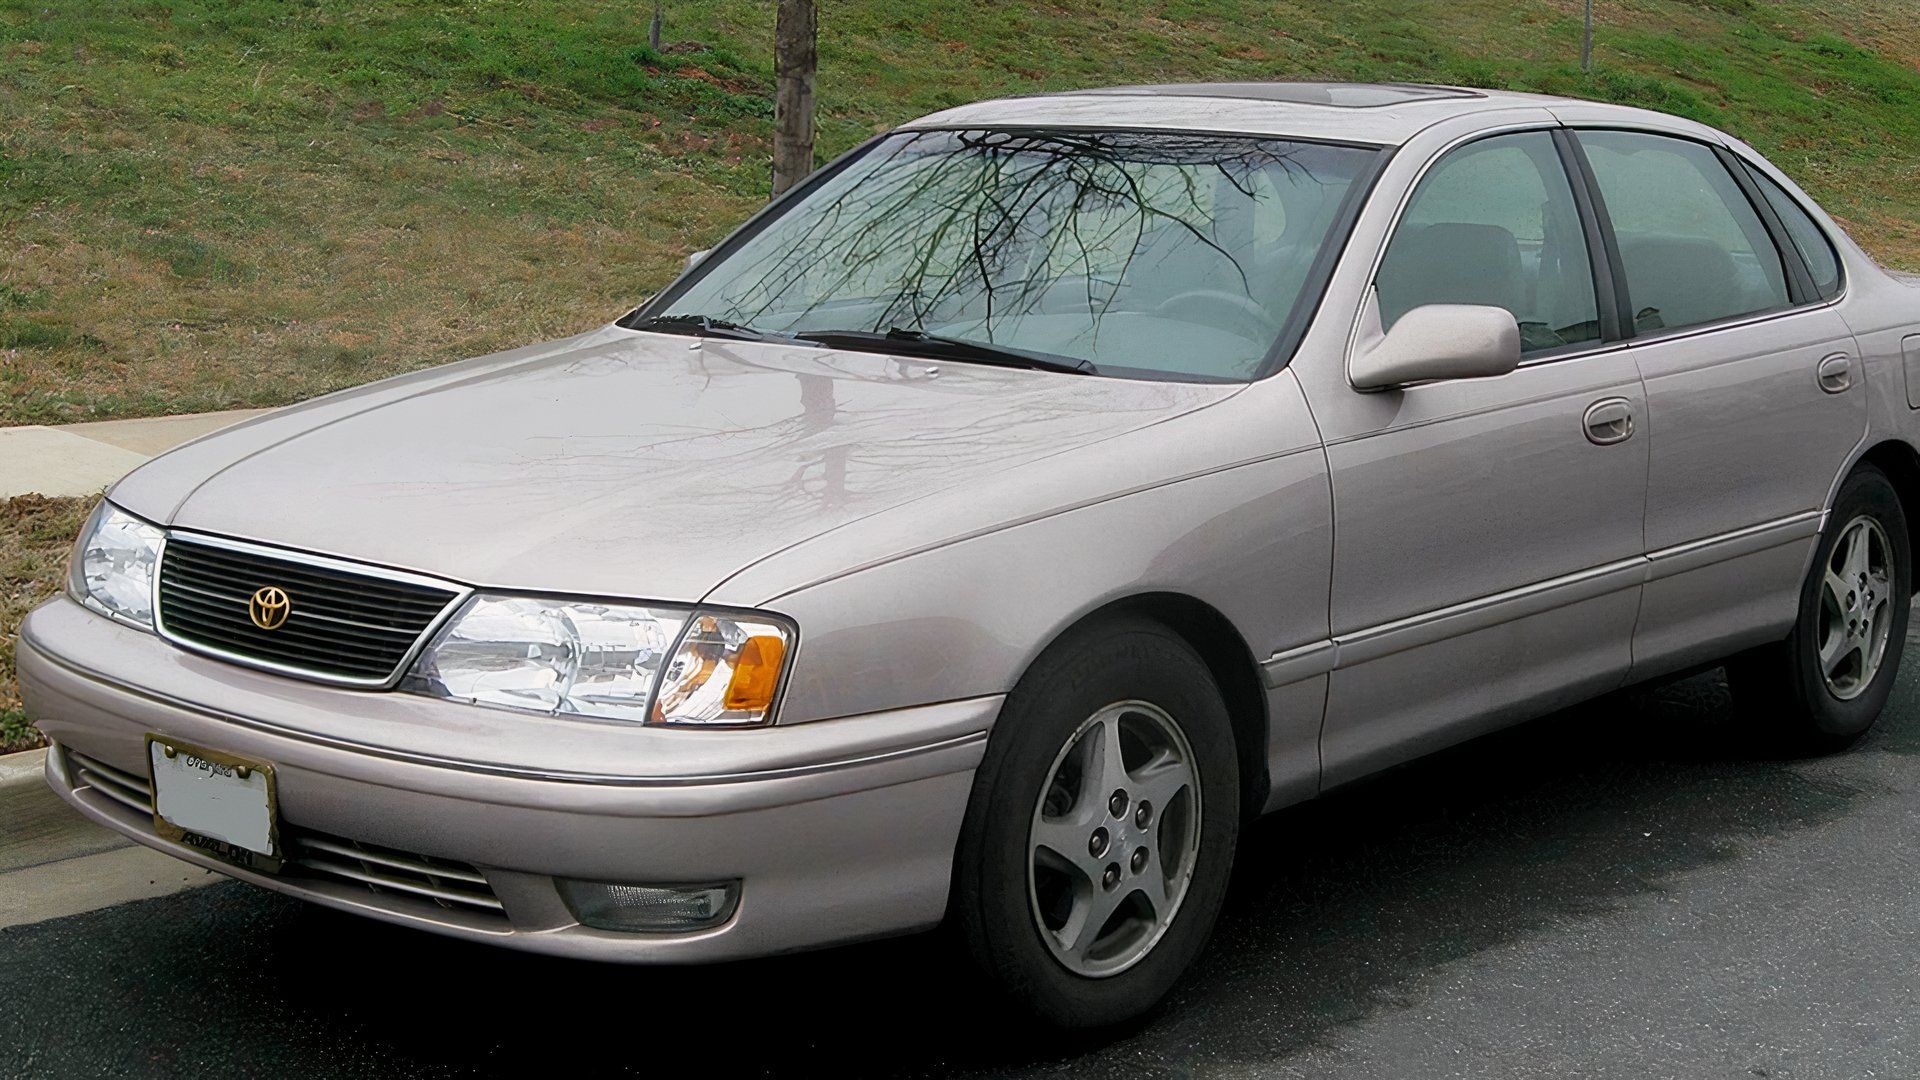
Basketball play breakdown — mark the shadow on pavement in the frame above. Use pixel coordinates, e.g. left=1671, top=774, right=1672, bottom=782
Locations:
left=8, top=636, right=1918, bottom=1077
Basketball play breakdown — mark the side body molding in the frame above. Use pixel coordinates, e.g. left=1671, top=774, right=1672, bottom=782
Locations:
left=1260, top=509, right=1829, bottom=794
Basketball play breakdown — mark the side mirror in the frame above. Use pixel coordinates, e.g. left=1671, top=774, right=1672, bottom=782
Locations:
left=683, top=249, right=711, bottom=274
left=1349, top=304, right=1521, bottom=391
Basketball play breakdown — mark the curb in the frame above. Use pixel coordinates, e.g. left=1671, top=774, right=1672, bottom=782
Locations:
left=0, top=744, right=124, bottom=872
left=0, top=744, right=224, bottom=928
left=0, top=747, right=48, bottom=793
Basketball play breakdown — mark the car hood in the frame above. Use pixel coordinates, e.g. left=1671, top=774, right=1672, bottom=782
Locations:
left=112, top=326, right=1239, bottom=603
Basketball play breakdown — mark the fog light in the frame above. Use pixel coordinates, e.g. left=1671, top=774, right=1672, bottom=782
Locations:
left=558, top=879, right=740, bottom=933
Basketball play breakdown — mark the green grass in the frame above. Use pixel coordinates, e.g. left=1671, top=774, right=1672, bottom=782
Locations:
left=0, top=710, right=36, bottom=755
left=0, top=0, right=1917, bottom=428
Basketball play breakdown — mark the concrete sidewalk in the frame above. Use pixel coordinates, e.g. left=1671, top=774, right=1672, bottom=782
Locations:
left=0, top=409, right=269, bottom=499
left=0, top=749, right=219, bottom=928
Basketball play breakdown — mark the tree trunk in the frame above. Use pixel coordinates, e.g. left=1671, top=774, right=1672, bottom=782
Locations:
left=648, top=0, right=662, bottom=51
left=771, top=0, right=817, bottom=197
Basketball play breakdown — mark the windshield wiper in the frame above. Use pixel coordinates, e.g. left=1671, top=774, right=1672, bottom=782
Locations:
left=629, top=313, right=797, bottom=343
left=634, top=317, right=1100, bottom=376
left=793, top=327, right=1097, bottom=376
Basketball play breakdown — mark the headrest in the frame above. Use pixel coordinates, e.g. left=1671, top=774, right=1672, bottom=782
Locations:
left=1379, top=223, right=1525, bottom=326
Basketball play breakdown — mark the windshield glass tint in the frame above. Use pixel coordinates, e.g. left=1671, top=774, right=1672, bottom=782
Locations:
left=661, top=129, right=1379, bottom=381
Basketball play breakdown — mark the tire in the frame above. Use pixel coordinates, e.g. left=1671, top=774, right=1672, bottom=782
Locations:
left=951, top=614, right=1240, bottom=1028
left=1727, top=463, right=1911, bottom=753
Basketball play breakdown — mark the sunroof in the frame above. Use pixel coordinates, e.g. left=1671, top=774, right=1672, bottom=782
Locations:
left=1077, top=82, right=1484, bottom=108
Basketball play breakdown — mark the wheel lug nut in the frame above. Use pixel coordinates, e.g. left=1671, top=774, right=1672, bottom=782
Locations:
left=1131, top=846, right=1148, bottom=873
left=1109, top=789, right=1129, bottom=818
left=1089, top=827, right=1108, bottom=857
left=1102, top=864, right=1121, bottom=889
left=1134, top=801, right=1152, bottom=829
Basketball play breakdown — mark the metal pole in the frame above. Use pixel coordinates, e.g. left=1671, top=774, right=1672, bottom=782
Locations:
left=1581, top=0, right=1594, bottom=73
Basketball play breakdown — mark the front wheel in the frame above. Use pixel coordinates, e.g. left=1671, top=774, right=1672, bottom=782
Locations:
left=1728, top=464, right=1911, bottom=753
left=952, top=615, right=1239, bottom=1028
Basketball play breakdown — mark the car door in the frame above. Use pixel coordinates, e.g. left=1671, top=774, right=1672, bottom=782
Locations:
left=1294, top=126, right=1650, bottom=788
left=1566, top=128, right=1868, bottom=680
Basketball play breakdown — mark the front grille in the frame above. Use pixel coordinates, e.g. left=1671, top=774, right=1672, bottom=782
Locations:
left=63, top=748, right=505, bottom=921
left=156, top=534, right=463, bottom=685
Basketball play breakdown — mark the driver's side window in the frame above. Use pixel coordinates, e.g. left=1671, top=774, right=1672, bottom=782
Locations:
left=1378, top=131, right=1602, bottom=354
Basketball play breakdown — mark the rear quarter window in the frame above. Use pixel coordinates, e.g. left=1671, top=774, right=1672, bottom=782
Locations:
left=1742, top=162, right=1845, bottom=301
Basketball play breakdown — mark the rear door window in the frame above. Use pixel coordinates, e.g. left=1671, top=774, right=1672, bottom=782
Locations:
left=1577, top=130, right=1790, bottom=334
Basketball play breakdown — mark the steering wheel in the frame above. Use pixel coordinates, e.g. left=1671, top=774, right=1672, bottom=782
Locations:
left=1154, top=289, right=1281, bottom=340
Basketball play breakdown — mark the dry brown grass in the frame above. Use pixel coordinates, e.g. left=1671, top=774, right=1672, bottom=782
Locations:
left=3, top=0, right=1917, bottom=428
left=1, top=495, right=95, bottom=753
left=0, top=107, right=757, bottom=424
left=1800, top=0, right=1920, bottom=67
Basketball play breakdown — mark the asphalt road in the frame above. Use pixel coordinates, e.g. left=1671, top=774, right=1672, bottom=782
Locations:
left=7, top=641, right=1920, bottom=1079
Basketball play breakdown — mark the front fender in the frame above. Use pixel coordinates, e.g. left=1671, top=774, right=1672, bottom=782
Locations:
left=761, top=445, right=1332, bottom=755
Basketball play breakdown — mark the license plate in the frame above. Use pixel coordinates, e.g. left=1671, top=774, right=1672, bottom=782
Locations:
left=147, top=736, right=282, bottom=873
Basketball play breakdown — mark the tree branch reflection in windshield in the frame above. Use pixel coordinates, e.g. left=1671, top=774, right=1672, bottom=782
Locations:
left=662, top=128, right=1378, bottom=381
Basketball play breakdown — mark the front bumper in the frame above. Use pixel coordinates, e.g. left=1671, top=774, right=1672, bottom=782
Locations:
left=19, top=598, right=997, bottom=962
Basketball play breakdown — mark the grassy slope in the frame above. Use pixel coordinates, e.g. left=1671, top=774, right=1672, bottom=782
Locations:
left=0, top=1, right=1917, bottom=749
left=0, top=0, right=1916, bottom=427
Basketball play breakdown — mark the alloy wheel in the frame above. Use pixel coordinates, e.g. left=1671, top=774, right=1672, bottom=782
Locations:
left=1819, top=514, right=1895, bottom=701
left=1027, top=700, right=1202, bottom=978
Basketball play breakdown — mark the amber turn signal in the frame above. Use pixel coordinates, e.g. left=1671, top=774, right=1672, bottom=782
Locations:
left=723, top=634, right=787, bottom=711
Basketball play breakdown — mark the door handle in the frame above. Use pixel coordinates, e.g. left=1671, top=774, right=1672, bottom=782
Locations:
left=1818, top=353, right=1852, bottom=394
left=1584, top=397, right=1634, bottom=446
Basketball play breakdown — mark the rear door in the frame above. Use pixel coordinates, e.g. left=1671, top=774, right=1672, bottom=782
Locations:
left=1565, top=128, right=1867, bottom=679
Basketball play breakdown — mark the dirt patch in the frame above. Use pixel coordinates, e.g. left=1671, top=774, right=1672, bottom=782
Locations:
left=1, top=494, right=95, bottom=755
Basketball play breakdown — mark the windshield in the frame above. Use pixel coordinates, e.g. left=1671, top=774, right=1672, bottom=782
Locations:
left=643, top=128, right=1381, bottom=381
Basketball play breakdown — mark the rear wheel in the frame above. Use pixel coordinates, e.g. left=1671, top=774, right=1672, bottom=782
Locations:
left=1727, top=464, right=1910, bottom=752
left=952, top=615, right=1239, bottom=1028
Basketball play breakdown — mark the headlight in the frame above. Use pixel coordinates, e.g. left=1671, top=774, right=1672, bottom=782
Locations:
left=67, top=501, right=164, bottom=630
left=405, top=596, right=792, bottom=727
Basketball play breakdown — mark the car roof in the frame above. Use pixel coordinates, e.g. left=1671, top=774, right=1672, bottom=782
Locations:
left=1077, top=81, right=1490, bottom=107
left=897, top=81, right=1689, bottom=147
